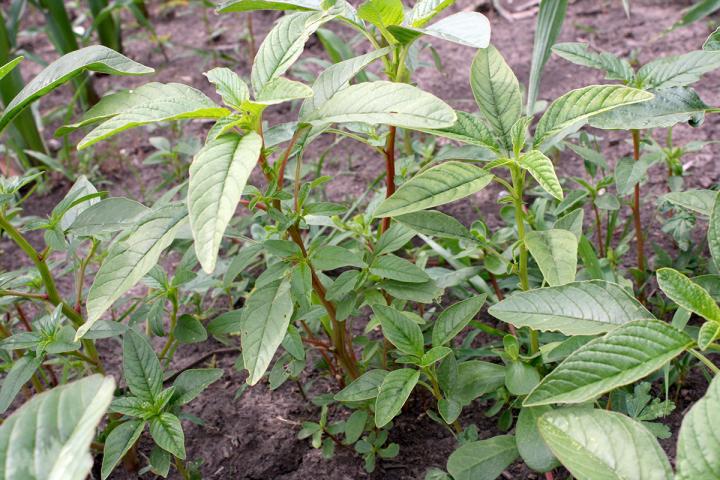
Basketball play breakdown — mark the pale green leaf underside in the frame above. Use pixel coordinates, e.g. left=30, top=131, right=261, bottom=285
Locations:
left=188, top=132, right=262, bottom=273
left=539, top=408, right=672, bottom=480
left=525, top=229, right=577, bottom=286
left=0, top=375, right=115, bottom=480
left=409, top=0, right=453, bottom=26
left=709, top=192, right=720, bottom=270
left=552, top=42, right=634, bottom=82
left=525, top=320, right=692, bottom=406
left=519, top=150, right=563, bottom=200
left=676, top=375, right=720, bottom=479
left=488, top=280, right=654, bottom=335
left=80, top=204, right=188, bottom=338
left=78, top=83, right=229, bottom=150
left=638, top=50, right=720, bottom=89
left=374, top=161, right=492, bottom=217
left=394, top=12, right=491, bottom=49
left=205, top=67, right=249, bottom=108
left=416, top=111, right=499, bottom=151
left=254, top=77, right=313, bottom=105
left=0, top=46, right=153, bottom=133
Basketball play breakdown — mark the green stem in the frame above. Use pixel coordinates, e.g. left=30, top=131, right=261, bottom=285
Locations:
left=159, top=294, right=179, bottom=360
left=689, top=348, right=720, bottom=375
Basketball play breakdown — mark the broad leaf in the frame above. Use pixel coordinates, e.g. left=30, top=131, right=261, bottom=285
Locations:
left=241, top=279, right=294, bottom=385
left=334, top=369, right=388, bottom=401
left=538, top=408, right=672, bottom=480
left=450, top=360, right=505, bottom=405
left=637, top=50, right=720, bottom=89
left=656, top=267, right=720, bottom=322
left=704, top=25, right=720, bottom=50
left=374, top=161, right=492, bottom=217
left=78, top=83, right=229, bottom=150
left=470, top=45, right=522, bottom=149
left=395, top=210, right=474, bottom=241
left=525, top=229, right=577, bottom=286
left=101, top=419, right=145, bottom=480
left=408, top=0, right=452, bottom=26
left=188, top=132, right=262, bottom=273
left=446, top=435, right=519, bottom=480
left=149, top=413, right=186, bottom=459
left=372, top=304, right=424, bottom=357
left=374, top=368, right=419, bottom=427
left=524, top=319, right=692, bottom=406
left=0, top=374, right=115, bottom=480
left=519, top=150, right=563, bottom=200
left=416, top=111, right=499, bottom=151
left=676, top=375, right=720, bottom=479
left=391, top=12, right=491, bottom=49
left=370, top=254, right=429, bottom=284
left=68, top=197, right=150, bottom=237
left=488, top=280, right=653, bottom=335
left=123, top=329, right=163, bottom=403
left=614, top=155, right=655, bottom=196
left=306, top=81, right=456, bottom=130
left=80, top=204, right=188, bottom=338
left=516, top=406, right=559, bottom=473
left=218, top=0, right=322, bottom=13
left=552, top=42, right=634, bottom=82
left=170, top=369, right=223, bottom=406
left=709, top=192, right=720, bottom=270
left=358, top=0, right=403, bottom=39
left=0, top=46, right=153, bottom=133
left=533, top=85, right=653, bottom=146
left=432, top=295, right=486, bottom=347
left=661, top=188, right=716, bottom=216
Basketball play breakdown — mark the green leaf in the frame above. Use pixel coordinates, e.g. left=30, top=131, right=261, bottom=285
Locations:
left=533, top=85, right=653, bottom=147
left=0, top=355, right=42, bottom=414
left=149, top=413, right=186, bottom=459
left=525, top=229, right=577, bottom=286
left=538, top=408, right=672, bottom=480
left=79, top=204, right=188, bottom=338
left=241, top=279, right=294, bottom=385
left=395, top=210, right=474, bottom=241
left=709, top=192, right=720, bottom=270
left=78, top=83, right=229, bottom=150
left=188, top=132, right=262, bottom=273
left=637, top=50, right=720, bottom=89
left=254, top=77, right=313, bottom=105
left=171, top=369, right=224, bottom=406
left=656, top=268, right=720, bottom=322
left=251, top=11, right=329, bottom=94
left=661, top=188, right=716, bottom=216
left=676, top=375, right=720, bottom=479
left=697, top=321, right=720, bottom=350
left=306, top=81, right=456, bottom=130
left=374, top=161, right=492, bottom=218
left=374, top=368, right=420, bottom=427
left=68, top=197, right=150, bottom=237
left=552, top=42, right=634, bottom=82
left=589, top=87, right=709, bottom=130
left=344, top=410, right=369, bottom=444
left=0, top=46, right=153, bottom=134
left=614, top=155, right=654, bottom=196
left=218, top=0, right=323, bottom=13
left=526, top=0, right=568, bottom=115
left=470, top=45, right=522, bottom=149
left=446, top=435, right=519, bottom=480
left=432, top=295, right=486, bottom=347
left=704, top=25, right=720, bottom=50
left=488, top=280, right=654, bottom=335
left=372, top=304, right=425, bottom=357
left=0, top=375, right=115, bottom=480
left=420, top=346, right=452, bottom=367
left=0, top=56, right=22, bottom=82
left=311, top=245, right=365, bottom=270
left=524, top=319, right=692, bottom=406
left=516, top=406, right=559, bottom=473
left=334, top=369, right=388, bottom=401
left=519, top=150, right=563, bottom=200
left=370, top=254, right=429, bottom=283
left=416, top=111, right=499, bottom=151
left=391, top=12, right=491, bottom=49
left=450, top=360, right=506, bottom=405
left=101, top=419, right=145, bottom=480
left=204, top=67, right=249, bottom=108
left=174, top=315, right=208, bottom=344
left=674, top=0, right=720, bottom=29
left=149, top=446, right=171, bottom=478
left=379, top=278, right=443, bottom=303
left=408, top=0, right=452, bottom=26
left=358, top=0, right=404, bottom=40
left=123, top=329, right=163, bottom=403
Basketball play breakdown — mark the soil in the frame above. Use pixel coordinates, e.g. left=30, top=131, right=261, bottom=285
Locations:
left=3, top=0, right=720, bottom=479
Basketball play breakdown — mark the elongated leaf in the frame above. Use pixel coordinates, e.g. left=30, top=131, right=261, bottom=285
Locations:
left=149, top=413, right=186, bottom=459
left=0, top=46, right=153, bottom=133
left=525, top=229, right=577, bottom=286
left=698, top=321, right=720, bottom=350
left=704, top=25, right=720, bottom=50
left=254, top=77, right=313, bottom=105
left=372, top=304, right=424, bottom=357
left=709, top=192, right=720, bottom=270
left=171, top=369, right=224, bottom=406
left=470, top=45, right=521, bottom=148
left=374, top=161, right=492, bottom=217
left=447, top=435, right=519, bottom=480
left=204, top=67, right=249, bottom=108
left=370, top=254, right=429, bottom=284
left=516, top=406, right=559, bottom=473
left=374, top=368, right=419, bottom=427
left=0, top=355, right=42, bottom=414
left=614, top=155, right=654, bottom=196
left=218, top=0, right=322, bottom=13
left=251, top=11, right=329, bottom=94
left=656, top=267, right=720, bottom=322
left=306, top=81, right=456, bottom=129
left=450, top=360, right=506, bottom=405
left=519, top=150, right=563, bottom=200
left=80, top=204, right=188, bottom=338
left=662, top=188, right=716, bottom=216
left=552, top=42, right=634, bottom=82
left=526, top=0, right=568, bottom=115
left=524, top=319, right=692, bottom=406
left=488, top=280, right=653, bottom=335
left=533, top=85, right=653, bottom=146
left=416, top=111, right=499, bottom=151
left=123, top=329, right=163, bottom=403
left=334, top=369, right=388, bottom=401
left=241, top=279, right=294, bottom=385
left=0, top=375, right=115, bottom=480
left=395, top=210, right=473, bottom=241
left=393, top=12, right=490, bottom=49
left=676, top=375, right=720, bottom=479
left=637, top=50, right=720, bottom=89
left=68, top=197, right=149, bottom=237
left=78, top=83, right=229, bottom=149
left=188, top=132, right=262, bottom=273
left=674, top=0, right=720, bottom=29
left=358, top=0, right=403, bottom=37
left=0, top=56, right=22, bottom=82
left=432, top=295, right=486, bottom=347
left=589, top=87, right=708, bottom=130
left=101, top=420, right=145, bottom=480
left=539, top=408, right=672, bottom=480
left=408, top=0, right=452, bottom=26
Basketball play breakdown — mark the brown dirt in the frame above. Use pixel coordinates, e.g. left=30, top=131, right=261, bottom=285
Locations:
left=3, top=0, right=720, bottom=479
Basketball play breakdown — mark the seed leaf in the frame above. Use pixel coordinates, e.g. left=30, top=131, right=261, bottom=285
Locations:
left=676, top=375, right=720, bottom=479
left=374, top=368, right=420, bottom=427
left=375, top=161, right=492, bottom=218
left=188, top=132, right=262, bottom=273
left=524, top=319, right=692, bottom=406
left=656, top=267, right=720, bottom=322
left=447, top=435, right=519, bottom=480
left=538, top=408, right=672, bottom=480
left=488, top=280, right=653, bottom=335
left=525, top=229, right=577, bottom=286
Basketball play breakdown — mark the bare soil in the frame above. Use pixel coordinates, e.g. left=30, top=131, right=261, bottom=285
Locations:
left=3, top=0, right=720, bottom=478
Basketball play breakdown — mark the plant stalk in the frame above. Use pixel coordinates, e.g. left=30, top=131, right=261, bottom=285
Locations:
left=631, top=129, right=646, bottom=273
